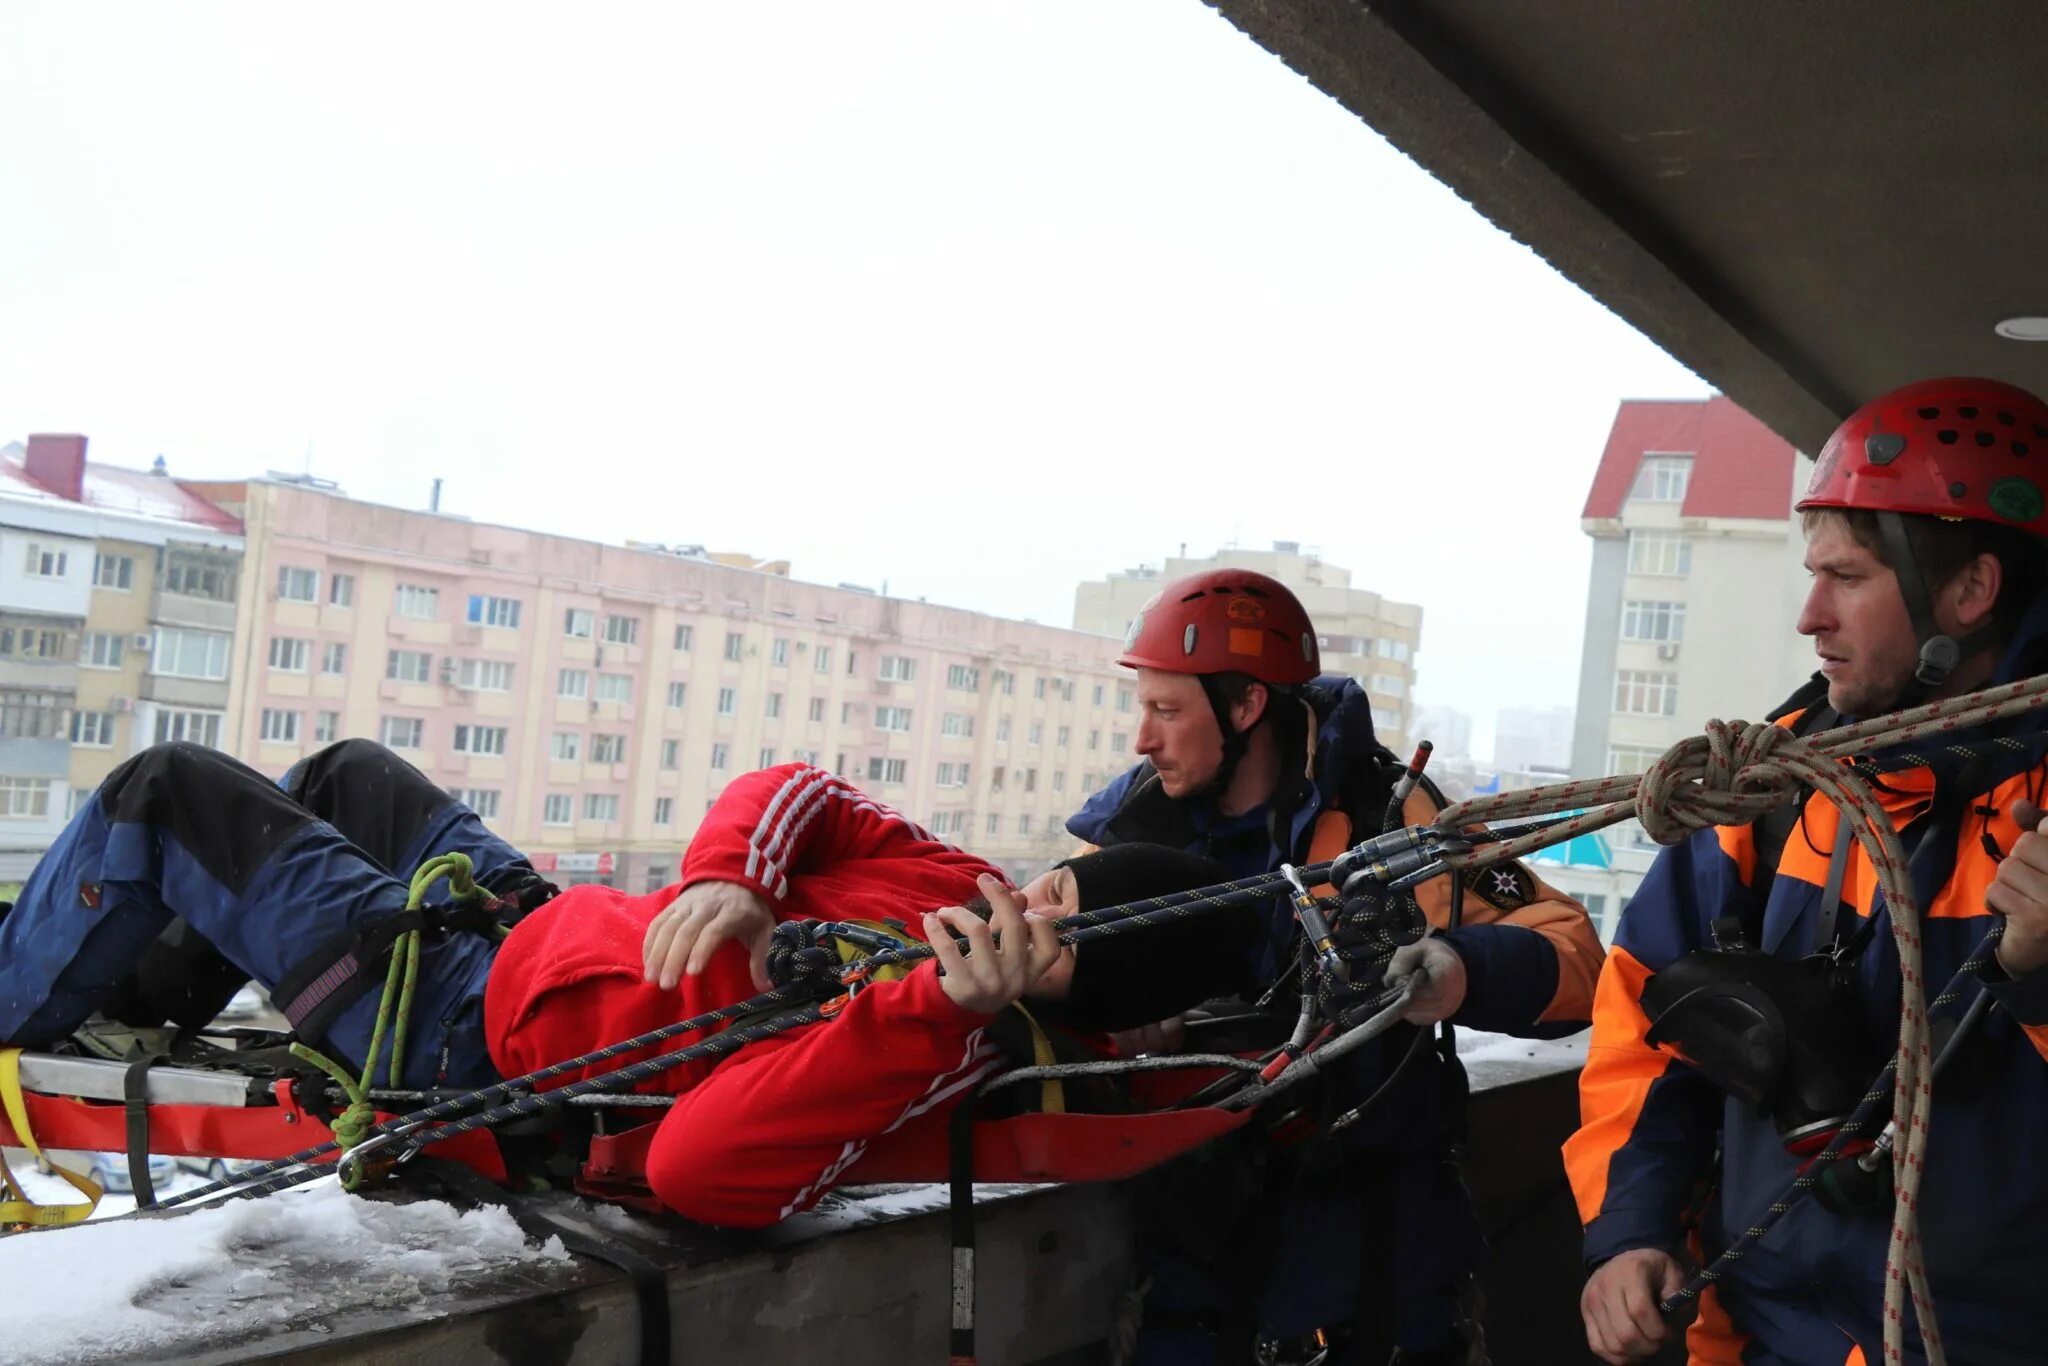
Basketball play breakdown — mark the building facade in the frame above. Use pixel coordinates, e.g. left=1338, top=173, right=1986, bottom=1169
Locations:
left=0, top=437, right=245, bottom=883
left=1070, top=541, right=1424, bottom=750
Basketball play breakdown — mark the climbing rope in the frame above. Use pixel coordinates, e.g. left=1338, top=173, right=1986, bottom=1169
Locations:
left=1425, top=672, right=2048, bottom=1366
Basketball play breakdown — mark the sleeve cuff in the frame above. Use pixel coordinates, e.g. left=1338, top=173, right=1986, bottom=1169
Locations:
left=1979, top=954, right=2048, bottom=1025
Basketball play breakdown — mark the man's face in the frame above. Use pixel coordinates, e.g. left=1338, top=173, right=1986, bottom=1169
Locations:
left=1797, top=518, right=1920, bottom=715
left=1133, top=669, right=1224, bottom=798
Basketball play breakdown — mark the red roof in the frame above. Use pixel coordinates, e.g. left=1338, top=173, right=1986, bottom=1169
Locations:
left=1581, top=396, right=1796, bottom=521
left=0, top=450, right=243, bottom=535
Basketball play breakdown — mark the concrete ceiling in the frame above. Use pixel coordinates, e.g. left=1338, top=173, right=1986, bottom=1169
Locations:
left=1207, top=1, right=2048, bottom=451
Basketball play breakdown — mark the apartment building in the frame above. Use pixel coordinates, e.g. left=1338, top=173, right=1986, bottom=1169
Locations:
left=1552, top=396, right=1810, bottom=929
left=1071, top=542, right=1423, bottom=749
left=198, top=479, right=1135, bottom=890
left=0, top=436, right=245, bottom=882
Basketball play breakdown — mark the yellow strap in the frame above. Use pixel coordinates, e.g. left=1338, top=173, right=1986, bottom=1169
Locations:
left=0, top=1047, right=102, bottom=1228
left=1008, top=1004, right=1066, bottom=1115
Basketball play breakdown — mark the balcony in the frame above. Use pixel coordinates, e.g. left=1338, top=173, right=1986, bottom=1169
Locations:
left=140, top=674, right=230, bottom=708
left=0, top=657, right=79, bottom=692
left=152, top=593, right=236, bottom=633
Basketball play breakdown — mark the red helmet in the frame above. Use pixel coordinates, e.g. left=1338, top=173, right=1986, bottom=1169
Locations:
left=1118, top=569, right=1320, bottom=686
left=1797, top=376, right=2048, bottom=531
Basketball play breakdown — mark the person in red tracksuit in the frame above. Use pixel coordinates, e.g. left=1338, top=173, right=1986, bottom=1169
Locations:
left=486, top=760, right=1245, bottom=1227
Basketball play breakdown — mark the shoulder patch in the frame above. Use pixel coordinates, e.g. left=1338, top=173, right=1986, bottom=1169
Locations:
left=1466, top=860, right=1535, bottom=911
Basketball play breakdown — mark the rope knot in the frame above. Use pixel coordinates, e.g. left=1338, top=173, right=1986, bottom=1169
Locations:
left=1635, top=719, right=1806, bottom=846
left=764, top=920, right=848, bottom=990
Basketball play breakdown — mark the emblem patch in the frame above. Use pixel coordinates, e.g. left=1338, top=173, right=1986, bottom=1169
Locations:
left=1988, top=477, right=2043, bottom=523
left=1466, top=861, right=1534, bottom=911
left=1225, top=596, right=1265, bottom=624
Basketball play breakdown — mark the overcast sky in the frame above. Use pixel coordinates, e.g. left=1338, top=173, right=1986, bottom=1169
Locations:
left=0, top=1, right=1708, bottom=758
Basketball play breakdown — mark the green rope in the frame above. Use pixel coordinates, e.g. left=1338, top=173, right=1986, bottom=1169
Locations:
left=287, top=851, right=480, bottom=1190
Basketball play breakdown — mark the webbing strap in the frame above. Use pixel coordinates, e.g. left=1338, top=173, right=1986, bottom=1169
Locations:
left=124, top=1053, right=164, bottom=1209
left=0, top=1047, right=102, bottom=1228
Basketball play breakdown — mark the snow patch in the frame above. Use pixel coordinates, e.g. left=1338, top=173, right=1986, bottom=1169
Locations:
left=0, top=1180, right=568, bottom=1365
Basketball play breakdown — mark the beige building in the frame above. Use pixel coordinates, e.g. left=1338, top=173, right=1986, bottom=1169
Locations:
left=1071, top=542, right=1423, bottom=750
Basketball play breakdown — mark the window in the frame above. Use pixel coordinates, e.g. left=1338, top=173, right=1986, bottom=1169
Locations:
left=866, top=756, right=908, bottom=784
left=1376, top=638, right=1412, bottom=662
left=1088, top=729, right=1099, bottom=750
left=1034, top=678, right=1046, bottom=700
left=772, top=638, right=790, bottom=667
left=386, top=649, right=432, bottom=683
left=1582, top=893, right=1609, bottom=937
left=558, top=668, right=588, bottom=699
left=459, top=658, right=514, bottom=692
left=936, top=762, right=971, bottom=788
left=1373, top=707, right=1403, bottom=732
left=661, top=738, right=679, bottom=769
left=314, top=710, right=338, bottom=744
left=93, top=554, right=134, bottom=590
left=268, top=637, right=310, bottom=673
left=543, top=794, right=574, bottom=825
left=259, top=709, right=300, bottom=744
left=1028, top=723, right=1043, bottom=746
left=717, top=687, right=737, bottom=716
left=991, top=765, right=1005, bottom=792
left=591, top=734, right=626, bottom=764
left=879, top=655, right=916, bottom=683
left=466, top=595, right=522, bottom=630
left=564, top=608, right=595, bottom=639
left=584, top=793, right=620, bottom=822
left=1018, top=814, right=1033, bottom=837
left=453, top=788, right=502, bottom=819
left=164, top=555, right=233, bottom=601
left=80, top=632, right=124, bottom=670
left=942, top=713, right=975, bottom=738
left=808, top=696, right=825, bottom=722
left=1607, top=744, right=1664, bottom=775
left=0, top=777, right=52, bottom=818
left=993, top=670, right=1014, bottom=696
left=846, top=650, right=858, bottom=677
left=673, top=623, right=694, bottom=651
left=1059, top=679, right=1075, bottom=702
left=876, top=706, right=913, bottom=733
left=277, top=567, right=319, bottom=602
left=814, top=647, right=832, bottom=674
left=1627, top=531, right=1692, bottom=577
left=1621, top=600, right=1687, bottom=644
left=759, top=747, right=776, bottom=768
left=723, top=631, right=744, bottom=662
left=1056, top=725, right=1070, bottom=746
left=1083, top=773, right=1098, bottom=793
left=595, top=673, right=633, bottom=703
left=841, top=701, right=855, bottom=724
left=710, top=742, right=730, bottom=771
left=947, top=664, right=980, bottom=691
left=765, top=692, right=784, bottom=719
left=1023, top=768, right=1038, bottom=793
left=668, top=681, right=688, bottom=709
left=381, top=716, right=424, bottom=749
left=603, top=614, right=640, bottom=646
left=1614, top=670, right=1679, bottom=717
left=71, top=711, right=117, bottom=747
left=1053, top=771, right=1066, bottom=793
left=1116, top=687, right=1134, bottom=712
left=552, top=732, right=582, bottom=762
left=654, top=796, right=675, bottom=826
left=1630, top=454, right=1694, bottom=503
left=394, top=584, right=440, bottom=619
left=321, top=642, right=347, bottom=675
left=155, top=708, right=223, bottom=747
left=329, top=573, right=355, bottom=608
left=24, top=544, right=67, bottom=579
left=1369, top=673, right=1406, bottom=698
left=987, top=812, right=1000, bottom=836
left=1, top=625, right=72, bottom=661
left=1111, top=731, right=1128, bottom=751
left=1092, top=684, right=1105, bottom=707
left=154, top=629, right=230, bottom=680
left=453, top=724, right=508, bottom=756
left=997, top=718, right=1011, bottom=743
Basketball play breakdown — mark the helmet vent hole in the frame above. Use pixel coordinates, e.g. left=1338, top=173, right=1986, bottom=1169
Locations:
left=2036, top=425, right=2048, bottom=440
left=1950, top=482, right=1968, bottom=498
left=1241, top=585, right=1270, bottom=598
left=1178, top=591, right=1205, bottom=604
left=2000, top=411, right=2016, bottom=425
left=1960, top=406, right=1980, bottom=420
left=1918, top=406, right=1941, bottom=419
left=2016, top=442, right=2032, bottom=458
left=1938, top=430, right=1960, bottom=445
left=1977, top=432, right=1997, bottom=448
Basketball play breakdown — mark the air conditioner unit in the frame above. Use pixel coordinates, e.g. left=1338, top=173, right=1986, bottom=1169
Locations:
left=439, top=658, right=459, bottom=684
left=132, top=632, right=154, bottom=651
left=1656, top=643, right=1681, bottom=661
left=111, top=697, right=131, bottom=714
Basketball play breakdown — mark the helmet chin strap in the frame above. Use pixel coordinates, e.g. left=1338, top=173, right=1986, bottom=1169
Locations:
left=1876, top=511, right=1993, bottom=704
left=1192, top=675, right=1253, bottom=801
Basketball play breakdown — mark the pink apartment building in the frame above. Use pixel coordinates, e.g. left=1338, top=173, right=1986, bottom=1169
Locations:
left=209, top=480, right=1141, bottom=891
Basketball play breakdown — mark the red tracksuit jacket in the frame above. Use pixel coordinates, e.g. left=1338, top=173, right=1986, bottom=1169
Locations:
left=484, top=764, right=1011, bottom=1227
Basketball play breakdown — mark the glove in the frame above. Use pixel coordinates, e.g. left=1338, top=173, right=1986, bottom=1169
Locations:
left=1384, top=937, right=1468, bottom=1026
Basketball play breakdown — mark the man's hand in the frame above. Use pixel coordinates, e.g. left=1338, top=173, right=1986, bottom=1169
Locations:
left=925, top=875, right=1064, bottom=1015
left=1581, top=1248, right=1684, bottom=1364
left=1989, top=799, right=2048, bottom=978
left=1109, top=1016, right=1186, bottom=1057
left=1384, top=937, right=1469, bottom=1025
left=642, top=881, right=777, bottom=992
